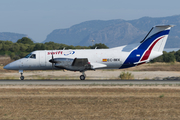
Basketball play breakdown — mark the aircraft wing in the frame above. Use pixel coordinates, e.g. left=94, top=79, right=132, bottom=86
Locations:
left=71, top=58, right=107, bottom=69
left=72, top=58, right=89, bottom=66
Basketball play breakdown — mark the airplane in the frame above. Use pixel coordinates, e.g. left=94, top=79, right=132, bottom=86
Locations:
left=3, top=25, right=174, bottom=80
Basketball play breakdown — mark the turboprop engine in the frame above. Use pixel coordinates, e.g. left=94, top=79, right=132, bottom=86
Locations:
left=49, top=57, right=92, bottom=71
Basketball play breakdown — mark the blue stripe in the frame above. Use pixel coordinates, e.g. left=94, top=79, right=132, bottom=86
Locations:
left=120, top=49, right=144, bottom=69
left=138, top=30, right=170, bottom=50
left=120, top=30, right=170, bottom=69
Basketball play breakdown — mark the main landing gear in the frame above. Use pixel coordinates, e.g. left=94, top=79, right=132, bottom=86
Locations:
left=19, top=70, right=24, bottom=80
left=80, top=71, right=86, bottom=80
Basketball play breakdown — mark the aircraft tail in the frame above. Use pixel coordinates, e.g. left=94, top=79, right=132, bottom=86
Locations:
left=120, top=25, right=174, bottom=69
left=139, top=25, right=174, bottom=52
left=137, top=25, right=174, bottom=61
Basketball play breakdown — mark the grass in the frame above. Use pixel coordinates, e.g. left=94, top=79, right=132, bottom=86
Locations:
left=159, top=94, right=164, bottom=98
left=0, top=87, right=180, bottom=119
left=102, top=69, right=115, bottom=71
left=143, top=77, right=150, bottom=80
left=126, top=62, right=180, bottom=71
left=119, top=71, right=134, bottom=79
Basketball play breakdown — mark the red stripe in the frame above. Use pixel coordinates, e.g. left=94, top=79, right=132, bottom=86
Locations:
left=140, top=36, right=164, bottom=61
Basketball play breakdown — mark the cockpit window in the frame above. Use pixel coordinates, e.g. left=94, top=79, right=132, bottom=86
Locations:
left=24, top=53, right=36, bottom=59
left=24, top=53, right=32, bottom=58
left=30, top=54, right=36, bottom=59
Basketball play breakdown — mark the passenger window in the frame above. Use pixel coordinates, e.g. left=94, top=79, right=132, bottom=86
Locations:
left=30, top=54, right=36, bottom=59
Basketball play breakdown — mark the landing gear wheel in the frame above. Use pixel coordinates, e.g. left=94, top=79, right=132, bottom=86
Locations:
left=19, top=71, right=24, bottom=80
left=20, top=76, right=24, bottom=80
left=80, top=75, right=85, bottom=80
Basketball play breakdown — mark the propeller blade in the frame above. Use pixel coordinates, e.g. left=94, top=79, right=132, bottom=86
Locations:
left=51, top=51, right=54, bottom=70
left=52, top=51, right=54, bottom=60
left=48, top=51, right=57, bottom=70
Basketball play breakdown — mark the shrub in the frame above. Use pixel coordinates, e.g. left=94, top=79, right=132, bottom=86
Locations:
left=159, top=94, right=164, bottom=98
left=119, top=71, right=134, bottom=79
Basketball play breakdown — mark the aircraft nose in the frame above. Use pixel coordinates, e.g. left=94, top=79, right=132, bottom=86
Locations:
left=3, top=61, right=19, bottom=70
left=3, top=64, right=10, bottom=70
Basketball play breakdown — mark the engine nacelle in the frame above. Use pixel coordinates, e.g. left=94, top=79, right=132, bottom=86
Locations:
left=49, top=57, right=92, bottom=71
left=52, top=58, right=74, bottom=66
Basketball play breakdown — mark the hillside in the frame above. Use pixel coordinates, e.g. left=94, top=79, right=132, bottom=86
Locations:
left=0, top=32, right=28, bottom=43
left=43, top=15, right=180, bottom=48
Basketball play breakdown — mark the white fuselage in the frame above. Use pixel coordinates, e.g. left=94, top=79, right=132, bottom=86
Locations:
left=6, top=48, right=131, bottom=70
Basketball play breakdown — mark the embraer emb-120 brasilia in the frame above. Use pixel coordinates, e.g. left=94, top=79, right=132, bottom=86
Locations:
left=4, top=25, right=174, bottom=80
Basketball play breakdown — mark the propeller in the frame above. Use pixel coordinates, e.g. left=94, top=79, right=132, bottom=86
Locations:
left=49, top=51, right=55, bottom=70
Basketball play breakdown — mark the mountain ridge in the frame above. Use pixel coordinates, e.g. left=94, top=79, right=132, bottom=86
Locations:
left=43, top=15, right=180, bottom=48
left=0, top=32, right=28, bottom=43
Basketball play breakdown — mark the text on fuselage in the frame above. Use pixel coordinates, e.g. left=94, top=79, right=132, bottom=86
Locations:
left=102, top=58, right=120, bottom=62
left=47, top=51, right=63, bottom=55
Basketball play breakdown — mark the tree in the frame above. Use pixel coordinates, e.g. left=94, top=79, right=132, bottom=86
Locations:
left=19, top=52, right=27, bottom=58
left=33, top=43, right=41, bottom=51
left=0, top=43, right=2, bottom=50
left=9, top=43, right=20, bottom=52
left=40, top=44, right=46, bottom=50
left=90, top=43, right=108, bottom=49
left=17, top=37, right=34, bottom=44
left=174, top=49, right=180, bottom=62
left=2, top=43, right=10, bottom=51
left=163, top=51, right=176, bottom=63
left=26, top=45, right=35, bottom=52
left=5, top=41, right=13, bottom=45
left=150, top=55, right=163, bottom=63
left=20, top=44, right=27, bottom=52
left=10, top=52, right=15, bottom=59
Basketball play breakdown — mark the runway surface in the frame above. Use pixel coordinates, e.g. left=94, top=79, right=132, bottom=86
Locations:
left=0, top=80, right=180, bottom=85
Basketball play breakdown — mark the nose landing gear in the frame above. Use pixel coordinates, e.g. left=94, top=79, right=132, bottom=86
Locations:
left=19, top=70, right=24, bottom=80
left=20, top=73, right=24, bottom=80
left=80, top=71, right=86, bottom=80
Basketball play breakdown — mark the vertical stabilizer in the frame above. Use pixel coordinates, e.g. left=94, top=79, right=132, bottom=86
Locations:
left=120, top=25, right=174, bottom=69
left=137, top=25, right=174, bottom=62
left=139, top=25, right=174, bottom=52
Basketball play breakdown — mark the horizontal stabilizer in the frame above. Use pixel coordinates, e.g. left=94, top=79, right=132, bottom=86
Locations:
left=141, top=25, right=175, bottom=44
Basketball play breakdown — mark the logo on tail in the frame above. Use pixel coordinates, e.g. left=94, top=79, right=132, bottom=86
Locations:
left=120, top=25, right=174, bottom=69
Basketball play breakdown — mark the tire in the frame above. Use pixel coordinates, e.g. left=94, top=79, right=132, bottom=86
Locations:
left=20, top=76, right=24, bottom=80
left=80, top=75, right=85, bottom=80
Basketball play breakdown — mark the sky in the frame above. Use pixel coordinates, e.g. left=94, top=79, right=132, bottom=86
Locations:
left=0, top=0, right=180, bottom=43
